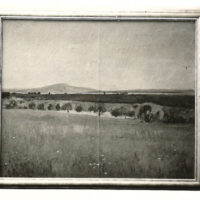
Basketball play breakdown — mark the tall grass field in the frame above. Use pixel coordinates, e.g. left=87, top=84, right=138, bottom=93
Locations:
left=1, top=109, right=195, bottom=178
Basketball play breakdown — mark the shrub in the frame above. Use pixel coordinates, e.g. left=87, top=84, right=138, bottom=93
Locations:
left=61, top=103, right=72, bottom=112
left=47, top=104, right=53, bottom=110
left=162, top=109, right=188, bottom=123
left=88, top=105, right=95, bottom=112
left=10, top=100, right=17, bottom=108
left=75, top=105, right=83, bottom=112
left=92, top=104, right=107, bottom=116
left=88, top=105, right=99, bottom=112
left=144, top=111, right=153, bottom=122
left=111, top=108, right=121, bottom=117
left=37, top=103, right=45, bottom=110
left=5, top=100, right=17, bottom=109
left=28, top=102, right=36, bottom=109
left=110, top=107, right=133, bottom=118
left=127, top=110, right=135, bottom=117
left=119, top=106, right=128, bottom=116
left=138, top=105, right=153, bottom=122
left=97, top=104, right=106, bottom=114
left=138, top=105, right=152, bottom=118
left=56, top=104, right=60, bottom=111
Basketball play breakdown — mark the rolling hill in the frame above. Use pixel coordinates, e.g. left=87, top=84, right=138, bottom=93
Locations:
left=3, top=83, right=194, bottom=95
left=4, top=83, right=98, bottom=94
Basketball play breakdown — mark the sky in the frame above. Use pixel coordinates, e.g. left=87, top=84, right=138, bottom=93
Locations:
left=2, top=20, right=195, bottom=91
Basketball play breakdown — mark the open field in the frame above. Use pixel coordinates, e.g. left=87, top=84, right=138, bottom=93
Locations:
left=1, top=109, right=195, bottom=178
left=2, top=96, right=195, bottom=123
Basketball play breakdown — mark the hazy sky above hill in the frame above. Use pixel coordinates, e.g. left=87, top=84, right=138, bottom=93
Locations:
left=3, top=20, right=195, bottom=90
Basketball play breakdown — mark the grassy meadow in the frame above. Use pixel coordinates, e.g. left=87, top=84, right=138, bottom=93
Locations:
left=1, top=109, right=195, bottom=178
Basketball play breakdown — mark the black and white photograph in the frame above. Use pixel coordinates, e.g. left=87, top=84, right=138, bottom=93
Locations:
left=0, top=16, right=199, bottom=187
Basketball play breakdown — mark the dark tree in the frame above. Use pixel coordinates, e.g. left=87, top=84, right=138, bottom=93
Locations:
left=47, top=104, right=53, bottom=110
left=119, top=106, right=128, bottom=117
left=88, top=105, right=95, bottom=112
left=5, top=99, right=17, bottom=109
left=75, top=105, right=83, bottom=112
left=56, top=104, right=60, bottom=111
left=97, top=104, right=106, bottom=116
left=111, top=108, right=121, bottom=117
left=98, top=104, right=106, bottom=113
left=61, top=103, right=72, bottom=112
left=37, top=103, right=45, bottom=110
left=138, top=105, right=152, bottom=118
left=28, top=102, right=36, bottom=109
left=138, top=105, right=153, bottom=122
left=91, top=104, right=106, bottom=115
left=10, top=100, right=17, bottom=108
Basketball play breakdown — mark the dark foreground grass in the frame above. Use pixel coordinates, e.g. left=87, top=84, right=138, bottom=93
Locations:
left=1, top=109, right=195, bottom=178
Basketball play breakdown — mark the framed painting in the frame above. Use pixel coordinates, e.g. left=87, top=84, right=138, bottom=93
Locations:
left=0, top=12, right=200, bottom=189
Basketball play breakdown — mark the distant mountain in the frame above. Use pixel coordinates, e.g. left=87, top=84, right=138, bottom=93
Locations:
left=3, top=83, right=194, bottom=95
left=4, top=83, right=98, bottom=94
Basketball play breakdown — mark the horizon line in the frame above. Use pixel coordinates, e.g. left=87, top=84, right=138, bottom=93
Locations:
left=2, top=82, right=195, bottom=92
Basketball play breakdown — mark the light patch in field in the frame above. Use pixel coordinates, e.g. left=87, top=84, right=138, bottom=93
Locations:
left=73, top=124, right=87, bottom=134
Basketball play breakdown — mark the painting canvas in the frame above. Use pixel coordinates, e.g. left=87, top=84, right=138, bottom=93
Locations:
left=0, top=19, right=196, bottom=180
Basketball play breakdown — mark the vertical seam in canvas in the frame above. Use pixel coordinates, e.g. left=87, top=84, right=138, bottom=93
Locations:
left=97, top=22, right=101, bottom=177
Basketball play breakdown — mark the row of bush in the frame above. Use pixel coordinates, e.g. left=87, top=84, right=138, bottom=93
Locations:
left=162, top=109, right=194, bottom=124
left=111, top=105, right=194, bottom=123
left=5, top=100, right=106, bottom=114
left=27, top=102, right=72, bottom=111
left=4, top=99, right=194, bottom=123
left=5, top=100, right=108, bottom=113
left=110, top=107, right=135, bottom=118
left=5, top=100, right=73, bottom=112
